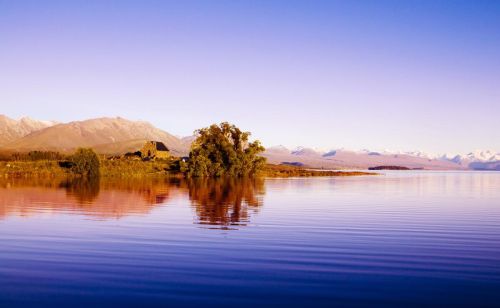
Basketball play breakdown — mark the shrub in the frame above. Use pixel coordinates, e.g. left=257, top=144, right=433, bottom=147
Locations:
left=69, top=148, right=101, bottom=177
left=186, top=122, right=266, bottom=177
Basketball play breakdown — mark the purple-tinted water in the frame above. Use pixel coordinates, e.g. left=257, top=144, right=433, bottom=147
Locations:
left=1, top=172, right=499, bottom=307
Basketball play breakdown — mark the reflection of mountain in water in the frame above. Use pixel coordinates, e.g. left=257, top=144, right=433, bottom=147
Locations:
left=0, top=177, right=266, bottom=228
left=187, top=178, right=265, bottom=229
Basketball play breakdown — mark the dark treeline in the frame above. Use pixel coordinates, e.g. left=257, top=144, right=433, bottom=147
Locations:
left=2, top=151, right=66, bottom=161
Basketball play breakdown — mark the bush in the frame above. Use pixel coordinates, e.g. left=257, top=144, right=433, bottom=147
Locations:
left=69, top=148, right=101, bottom=177
left=186, top=122, right=266, bottom=177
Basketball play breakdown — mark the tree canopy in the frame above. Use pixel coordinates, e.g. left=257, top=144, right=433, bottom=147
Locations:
left=70, top=148, right=101, bottom=178
left=185, top=122, right=266, bottom=177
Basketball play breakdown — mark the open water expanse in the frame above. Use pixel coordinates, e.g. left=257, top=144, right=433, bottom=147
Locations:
left=1, top=171, right=499, bottom=307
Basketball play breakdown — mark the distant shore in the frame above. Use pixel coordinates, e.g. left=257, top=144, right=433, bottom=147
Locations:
left=368, top=165, right=411, bottom=170
left=262, top=164, right=375, bottom=177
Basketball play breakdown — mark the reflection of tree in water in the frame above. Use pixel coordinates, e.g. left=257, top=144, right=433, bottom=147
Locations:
left=187, top=177, right=265, bottom=228
left=60, top=177, right=101, bottom=204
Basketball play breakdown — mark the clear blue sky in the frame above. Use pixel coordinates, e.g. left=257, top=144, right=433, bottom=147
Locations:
left=1, top=0, right=499, bottom=154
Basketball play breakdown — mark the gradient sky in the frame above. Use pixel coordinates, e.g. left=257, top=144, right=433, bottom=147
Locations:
left=1, top=0, right=499, bottom=155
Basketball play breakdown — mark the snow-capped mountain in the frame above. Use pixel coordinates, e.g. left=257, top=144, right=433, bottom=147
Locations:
left=263, top=146, right=499, bottom=170
left=0, top=115, right=57, bottom=146
left=440, top=150, right=500, bottom=163
left=263, top=146, right=464, bottom=170
left=465, top=150, right=500, bottom=162
left=402, top=151, right=435, bottom=159
left=438, top=150, right=500, bottom=170
left=290, top=146, right=323, bottom=157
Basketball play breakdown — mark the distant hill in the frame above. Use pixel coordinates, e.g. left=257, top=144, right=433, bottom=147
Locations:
left=0, top=115, right=56, bottom=146
left=92, top=139, right=159, bottom=155
left=180, top=135, right=196, bottom=149
left=2, top=117, right=189, bottom=156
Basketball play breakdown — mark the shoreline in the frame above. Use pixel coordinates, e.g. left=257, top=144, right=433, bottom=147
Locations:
left=0, top=160, right=376, bottom=179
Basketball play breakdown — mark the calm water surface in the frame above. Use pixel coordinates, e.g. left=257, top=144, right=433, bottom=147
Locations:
left=1, top=172, right=499, bottom=307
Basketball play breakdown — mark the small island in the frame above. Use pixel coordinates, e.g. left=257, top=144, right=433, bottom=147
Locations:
left=368, top=165, right=411, bottom=170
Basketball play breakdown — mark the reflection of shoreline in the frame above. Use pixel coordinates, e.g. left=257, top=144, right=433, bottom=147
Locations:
left=0, top=177, right=266, bottom=227
left=0, top=178, right=185, bottom=219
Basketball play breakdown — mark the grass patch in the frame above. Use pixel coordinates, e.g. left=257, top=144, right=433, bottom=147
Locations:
left=0, top=160, right=69, bottom=178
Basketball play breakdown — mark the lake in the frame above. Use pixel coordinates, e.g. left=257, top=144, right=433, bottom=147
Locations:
left=1, top=172, right=499, bottom=307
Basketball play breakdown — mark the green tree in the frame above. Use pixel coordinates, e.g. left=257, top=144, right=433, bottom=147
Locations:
left=186, top=122, right=266, bottom=177
left=70, top=148, right=101, bottom=177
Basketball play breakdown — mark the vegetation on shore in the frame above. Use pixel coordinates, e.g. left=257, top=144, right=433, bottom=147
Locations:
left=0, top=160, right=69, bottom=178
left=0, top=158, right=374, bottom=179
left=69, top=148, right=101, bottom=177
left=183, top=122, right=266, bottom=177
left=0, top=157, right=174, bottom=179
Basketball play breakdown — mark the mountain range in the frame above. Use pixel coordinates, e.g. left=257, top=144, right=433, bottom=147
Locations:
left=0, top=115, right=498, bottom=170
left=263, top=146, right=500, bottom=171
left=0, top=115, right=189, bottom=156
